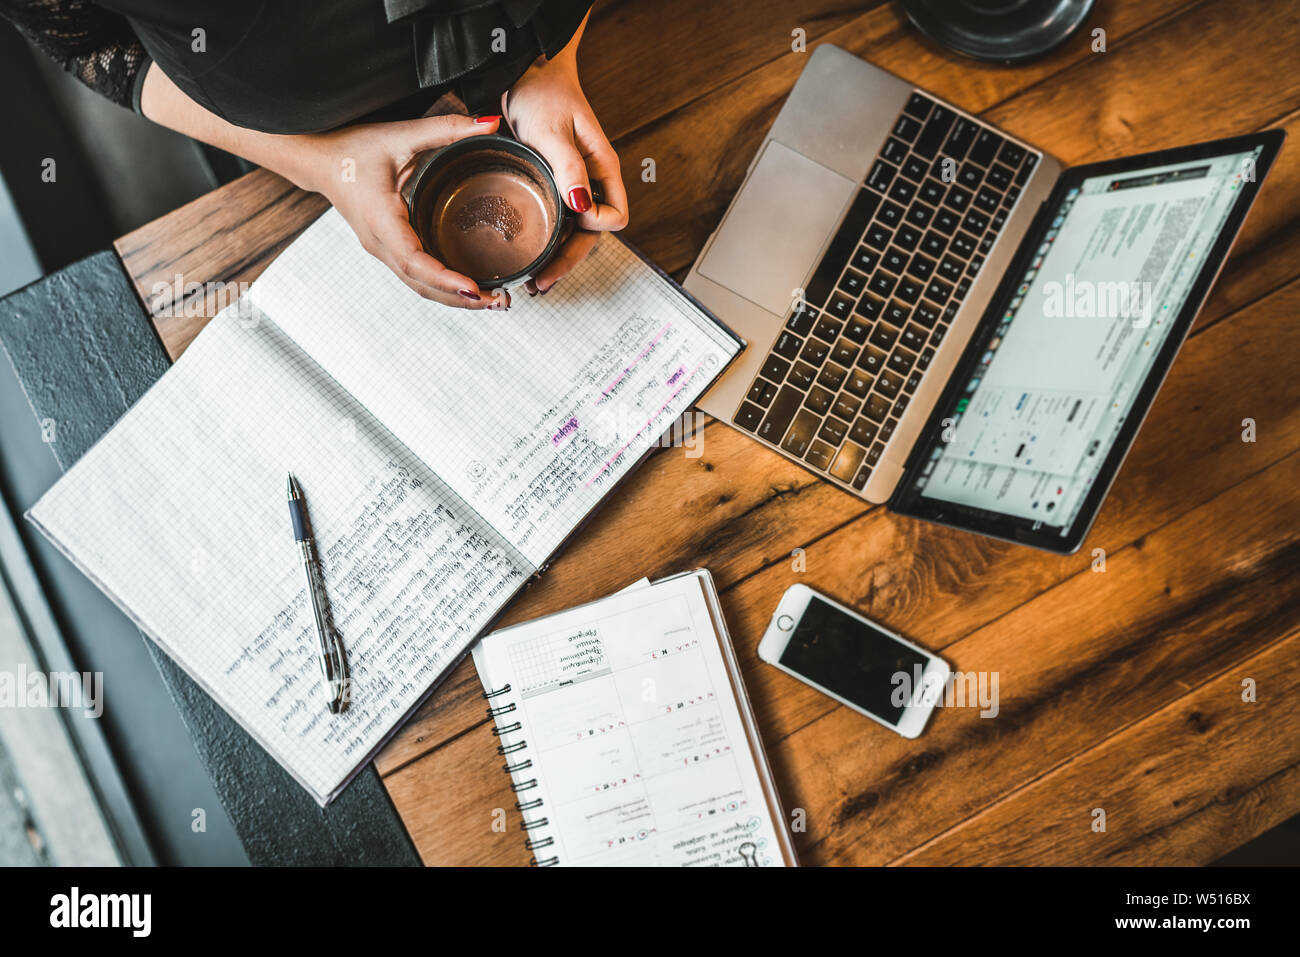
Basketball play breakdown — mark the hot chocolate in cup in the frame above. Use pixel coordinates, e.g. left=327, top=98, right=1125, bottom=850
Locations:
left=406, top=135, right=569, bottom=290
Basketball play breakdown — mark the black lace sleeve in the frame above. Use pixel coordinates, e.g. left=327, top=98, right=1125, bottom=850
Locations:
left=0, top=0, right=150, bottom=110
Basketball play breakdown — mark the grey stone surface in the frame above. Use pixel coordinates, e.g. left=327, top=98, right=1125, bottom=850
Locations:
left=0, top=252, right=420, bottom=866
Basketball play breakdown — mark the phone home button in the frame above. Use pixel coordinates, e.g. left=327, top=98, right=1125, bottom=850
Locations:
left=776, top=614, right=795, bottom=631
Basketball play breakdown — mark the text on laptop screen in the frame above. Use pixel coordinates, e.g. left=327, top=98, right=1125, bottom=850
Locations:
left=912, top=147, right=1261, bottom=536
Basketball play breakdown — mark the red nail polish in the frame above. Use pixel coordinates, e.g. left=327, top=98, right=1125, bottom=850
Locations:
left=568, top=186, right=592, bottom=213
left=475, top=115, right=501, bottom=125
left=458, top=289, right=480, bottom=301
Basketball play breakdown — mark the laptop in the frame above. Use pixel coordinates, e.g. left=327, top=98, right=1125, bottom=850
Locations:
left=684, top=44, right=1282, bottom=553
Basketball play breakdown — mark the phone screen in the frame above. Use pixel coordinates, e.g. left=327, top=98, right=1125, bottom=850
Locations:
left=779, top=597, right=929, bottom=725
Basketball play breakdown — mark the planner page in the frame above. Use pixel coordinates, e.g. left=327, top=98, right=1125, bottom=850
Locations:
left=29, top=307, right=531, bottom=804
left=473, top=572, right=789, bottom=866
left=249, top=210, right=741, bottom=567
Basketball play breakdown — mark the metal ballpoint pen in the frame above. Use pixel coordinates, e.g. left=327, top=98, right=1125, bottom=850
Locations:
left=286, top=473, right=347, bottom=713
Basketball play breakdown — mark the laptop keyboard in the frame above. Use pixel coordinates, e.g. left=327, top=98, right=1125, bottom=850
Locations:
left=732, top=91, right=1040, bottom=491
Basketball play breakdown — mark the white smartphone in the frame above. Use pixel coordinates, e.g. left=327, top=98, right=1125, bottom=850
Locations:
left=757, top=584, right=951, bottom=739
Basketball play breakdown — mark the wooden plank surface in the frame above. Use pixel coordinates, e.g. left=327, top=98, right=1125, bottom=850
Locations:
left=111, top=0, right=1300, bottom=865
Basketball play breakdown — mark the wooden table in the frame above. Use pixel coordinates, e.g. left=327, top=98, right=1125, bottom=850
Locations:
left=112, top=0, right=1300, bottom=865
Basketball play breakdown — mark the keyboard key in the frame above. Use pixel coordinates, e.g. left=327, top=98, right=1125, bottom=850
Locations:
left=906, top=202, right=934, bottom=229
left=857, top=345, right=888, bottom=373
left=986, top=163, right=1014, bottom=191
left=950, top=231, right=977, bottom=259
left=888, top=178, right=917, bottom=205
left=917, top=348, right=935, bottom=371
left=813, top=315, right=842, bottom=342
left=925, top=278, right=953, bottom=306
left=887, top=348, right=915, bottom=375
left=878, top=418, right=897, bottom=443
left=855, top=292, right=884, bottom=320
left=944, top=184, right=972, bottom=212
left=907, top=253, right=936, bottom=281
left=998, top=141, right=1026, bottom=168
left=1015, top=151, right=1038, bottom=186
left=883, top=300, right=911, bottom=327
left=881, top=137, right=909, bottom=165
left=866, top=159, right=897, bottom=194
left=869, top=272, right=898, bottom=298
left=781, top=409, right=821, bottom=457
left=826, top=291, right=856, bottom=320
left=805, top=440, right=836, bottom=472
left=912, top=301, right=940, bottom=329
left=968, top=255, right=984, bottom=276
left=913, top=105, right=956, bottom=159
left=900, top=323, right=928, bottom=352
left=933, top=208, right=960, bottom=236
left=865, top=223, right=893, bottom=251
left=786, top=308, right=815, bottom=336
left=943, top=117, right=977, bottom=158
left=832, top=394, right=862, bottom=422
left=845, top=368, right=873, bottom=398
left=957, top=162, right=983, bottom=189
left=991, top=209, right=1007, bottom=232
left=817, top=362, right=847, bottom=392
left=918, top=179, right=946, bottom=206
left=875, top=369, right=902, bottom=400
left=903, top=92, right=934, bottom=119
left=804, top=385, right=834, bottom=415
left=852, top=465, right=871, bottom=490
left=773, top=330, right=802, bottom=360
left=844, top=316, right=870, bottom=343
left=803, top=188, right=881, bottom=306
left=905, top=370, right=923, bottom=393
left=1002, top=185, right=1021, bottom=208
left=865, top=442, right=885, bottom=466
left=978, top=233, right=995, bottom=255
left=896, top=277, right=922, bottom=304
left=868, top=323, right=899, bottom=351
left=930, top=325, right=947, bottom=347
left=939, top=256, right=963, bottom=282
left=882, top=247, right=908, bottom=275
left=819, top=416, right=848, bottom=446
left=864, top=393, right=892, bottom=422
left=893, top=393, right=911, bottom=417
left=829, top=441, right=866, bottom=483
left=838, top=268, right=867, bottom=297
left=757, top=386, right=801, bottom=443
left=974, top=187, right=1000, bottom=214
left=901, top=155, right=929, bottom=182
left=831, top=339, right=859, bottom=367
left=851, top=246, right=879, bottom=274
left=787, top=360, right=817, bottom=390
left=893, top=113, right=922, bottom=142
left=963, top=209, right=990, bottom=234
left=747, top=378, right=778, bottom=407
left=894, top=223, right=921, bottom=251
left=762, top=354, right=791, bottom=382
left=969, top=128, right=1003, bottom=167
left=734, top=401, right=764, bottom=433
left=873, top=198, right=904, bottom=227
left=801, top=337, right=830, bottom=366
left=955, top=276, right=971, bottom=300
left=850, top=417, right=878, bottom=446
left=921, top=231, right=947, bottom=257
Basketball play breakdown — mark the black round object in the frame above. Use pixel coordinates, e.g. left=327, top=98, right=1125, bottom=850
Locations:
left=897, top=0, right=1097, bottom=64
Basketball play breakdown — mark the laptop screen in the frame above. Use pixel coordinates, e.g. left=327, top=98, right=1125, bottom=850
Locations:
left=892, top=135, right=1280, bottom=551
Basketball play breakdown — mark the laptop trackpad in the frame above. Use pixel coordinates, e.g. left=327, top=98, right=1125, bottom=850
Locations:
left=698, top=140, right=857, bottom=316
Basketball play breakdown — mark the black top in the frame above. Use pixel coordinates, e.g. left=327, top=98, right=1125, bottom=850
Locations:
left=2, top=0, right=592, bottom=133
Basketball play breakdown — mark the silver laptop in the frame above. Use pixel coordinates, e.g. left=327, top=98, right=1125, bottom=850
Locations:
left=685, top=45, right=1061, bottom=504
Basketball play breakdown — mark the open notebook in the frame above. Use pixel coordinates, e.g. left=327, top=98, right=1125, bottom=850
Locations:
left=28, top=209, right=742, bottom=805
left=474, top=570, right=797, bottom=866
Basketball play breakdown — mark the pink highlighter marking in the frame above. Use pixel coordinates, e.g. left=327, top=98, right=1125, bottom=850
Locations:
left=584, top=360, right=704, bottom=488
left=598, top=322, right=672, bottom=403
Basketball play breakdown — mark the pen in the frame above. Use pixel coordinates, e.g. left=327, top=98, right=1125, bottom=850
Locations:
left=286, top=473, right=347, bottom=713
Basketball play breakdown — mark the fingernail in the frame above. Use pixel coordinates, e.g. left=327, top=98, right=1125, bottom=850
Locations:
left=475, top=115, right=501, bottom=125
left=568, top=186, right=592, bottom=213
left=524, top=280, right=538, bottom=296
left=538, top=284, right=551, bottom=296
left=458, top=289, right=480, bottom=301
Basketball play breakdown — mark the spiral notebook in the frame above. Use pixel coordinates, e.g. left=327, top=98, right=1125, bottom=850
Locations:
left=27, top=209, right=742, bottom=805
left=473, top=569, right=798, bottom=866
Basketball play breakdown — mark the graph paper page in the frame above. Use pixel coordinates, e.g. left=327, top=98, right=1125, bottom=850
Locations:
left=29, top=307, right=531, bottom=803
left=251, top=210, right=741, bottom=567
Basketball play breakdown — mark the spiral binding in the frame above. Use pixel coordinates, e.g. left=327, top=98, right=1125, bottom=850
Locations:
left=483, top=684, right=560, bottom=866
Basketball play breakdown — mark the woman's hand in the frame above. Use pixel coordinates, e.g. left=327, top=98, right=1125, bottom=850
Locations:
left=294, top=113, right=510, bottom=309
left=504, top=42, right=629, bottom=294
